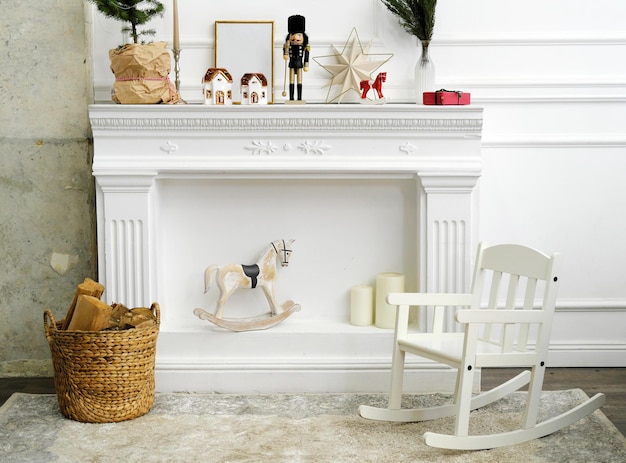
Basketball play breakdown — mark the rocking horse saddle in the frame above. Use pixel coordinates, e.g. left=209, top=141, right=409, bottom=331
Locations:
left=241, top=264, right=260, bottom=288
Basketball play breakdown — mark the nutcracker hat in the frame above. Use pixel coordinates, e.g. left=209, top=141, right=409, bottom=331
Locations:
left=288, top=15, right=306, bottom=34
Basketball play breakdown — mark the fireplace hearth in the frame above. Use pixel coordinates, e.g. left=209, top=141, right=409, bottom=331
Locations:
left=90, top=104, right=483, bottom=393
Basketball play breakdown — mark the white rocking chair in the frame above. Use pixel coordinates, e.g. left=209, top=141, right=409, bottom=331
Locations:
left=359, top=243, right=605, bottom=450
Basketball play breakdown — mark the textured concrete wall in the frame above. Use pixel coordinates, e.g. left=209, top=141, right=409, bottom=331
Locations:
left=0, top=1, right=95, bottom=376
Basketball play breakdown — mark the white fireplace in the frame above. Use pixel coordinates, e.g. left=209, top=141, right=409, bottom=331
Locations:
left=89, top=104, right=483, bottom=393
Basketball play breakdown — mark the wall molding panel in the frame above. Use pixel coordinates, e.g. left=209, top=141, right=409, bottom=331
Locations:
left=434, top=33, right=626, bottom=47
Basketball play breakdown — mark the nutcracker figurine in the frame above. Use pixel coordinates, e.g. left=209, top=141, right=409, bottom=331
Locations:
left=283, top=15, right=310, bottom=102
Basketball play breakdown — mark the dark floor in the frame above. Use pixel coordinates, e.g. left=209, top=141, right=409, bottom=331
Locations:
left=481, top=367, right=626, bottom=437
left=1, top=368, right=624, bottom=436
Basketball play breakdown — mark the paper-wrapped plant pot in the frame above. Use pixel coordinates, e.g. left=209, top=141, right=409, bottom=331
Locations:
left=109, top=41, right=180, bottom=104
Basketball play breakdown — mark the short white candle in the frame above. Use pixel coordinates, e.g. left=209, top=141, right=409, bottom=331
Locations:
left=375, top=272, right=405, bottom=329
left=350, top=285, right=374, bottom=326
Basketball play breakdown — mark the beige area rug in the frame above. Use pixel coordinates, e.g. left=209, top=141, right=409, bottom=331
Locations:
left=1, top=390, right=625, bottom=463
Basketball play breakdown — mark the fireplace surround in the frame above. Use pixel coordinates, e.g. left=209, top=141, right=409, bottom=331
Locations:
left=89, top=104, right=483, bottom=393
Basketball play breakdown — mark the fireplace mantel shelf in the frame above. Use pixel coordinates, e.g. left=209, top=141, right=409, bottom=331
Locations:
left=89, top=104, right=483, bottom=393
left=90, top=104, right=482, bottom=176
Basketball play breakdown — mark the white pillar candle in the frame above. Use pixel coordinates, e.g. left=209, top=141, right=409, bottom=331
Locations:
left=375, top=272, right=405, bottom=329
left=350, top=285, right=374, bottom=326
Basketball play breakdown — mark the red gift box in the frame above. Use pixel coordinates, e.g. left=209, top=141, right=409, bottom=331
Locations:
left=423, top=90, right=471, bottom=105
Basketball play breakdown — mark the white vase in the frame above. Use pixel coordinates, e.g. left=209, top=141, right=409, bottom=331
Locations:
left=415, top=40, right=436, bottom=104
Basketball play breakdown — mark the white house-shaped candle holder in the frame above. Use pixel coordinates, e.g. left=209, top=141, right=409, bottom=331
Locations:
left=240, top=73, right=268, bottom=105
left=202, top=68, right=233, bottom=105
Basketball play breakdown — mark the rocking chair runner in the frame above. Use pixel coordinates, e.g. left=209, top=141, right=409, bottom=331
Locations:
left=359, top=243, right=606, bottom=450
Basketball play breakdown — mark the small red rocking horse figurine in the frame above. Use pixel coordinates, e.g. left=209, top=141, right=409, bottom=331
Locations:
left=360, top=72, right=387, bottom=104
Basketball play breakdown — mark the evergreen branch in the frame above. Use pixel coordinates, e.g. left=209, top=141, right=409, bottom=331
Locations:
left=380, top=0, right=437, bottom=41
left=87, top=0, right=165, bottom=44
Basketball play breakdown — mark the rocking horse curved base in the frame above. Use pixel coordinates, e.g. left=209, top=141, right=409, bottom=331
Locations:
left=359, top=97, right=389, bottom=105
left=193, top=300, right=301, bottom=332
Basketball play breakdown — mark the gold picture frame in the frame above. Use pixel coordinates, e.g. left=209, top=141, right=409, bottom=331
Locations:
left=215, top=20, right=275, bottom=103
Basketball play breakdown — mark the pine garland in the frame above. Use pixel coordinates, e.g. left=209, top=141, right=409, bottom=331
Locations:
left=380, top=0, right=437, bottom=42
left=87, top=0, right=165, bottom=44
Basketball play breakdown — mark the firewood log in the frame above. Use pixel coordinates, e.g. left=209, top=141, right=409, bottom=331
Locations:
left=61, top=278, right=105, bottom=330
left=119, top=307, right=156, bottom=329
left=66, top=295, right=112, bottom=331
left=106, top=303, right=130, bottom=329
left=105, top=304, right=156, bottom=330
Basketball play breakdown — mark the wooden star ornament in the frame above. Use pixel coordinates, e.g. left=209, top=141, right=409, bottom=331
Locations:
left=313, top=28, right=393, bottom=103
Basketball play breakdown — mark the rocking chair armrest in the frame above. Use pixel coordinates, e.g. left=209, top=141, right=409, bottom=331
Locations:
left=455, top=309, right=548, bottom=325
left=387, top=292, right=473, bottom=308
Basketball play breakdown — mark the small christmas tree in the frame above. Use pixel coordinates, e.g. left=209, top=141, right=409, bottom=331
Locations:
left=87, top=0, right=165, bottom=44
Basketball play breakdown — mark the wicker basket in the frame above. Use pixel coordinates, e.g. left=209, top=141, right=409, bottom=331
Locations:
left=44, top=302, right=160, bottom=423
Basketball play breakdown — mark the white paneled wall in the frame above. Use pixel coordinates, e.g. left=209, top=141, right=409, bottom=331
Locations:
left=89, top=0, right=626, bottom=366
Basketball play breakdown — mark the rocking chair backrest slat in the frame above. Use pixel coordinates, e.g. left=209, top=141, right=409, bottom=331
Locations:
left=499, top=274, right=520, bottom=349
left=482, top=271, right=501, bottom=339
left=487, top=271, right=502, bottom=311
left=516, top=277, right=539, bottom=350
left=523, top=278, right=538, bottom=311
left=505, top=274, right=519, bottom=310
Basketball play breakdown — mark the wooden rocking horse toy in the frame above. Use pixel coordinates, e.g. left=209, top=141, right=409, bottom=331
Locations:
left=193, top=239, right=300, bottom=331
left=360, top=72, right=388, bottom=104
